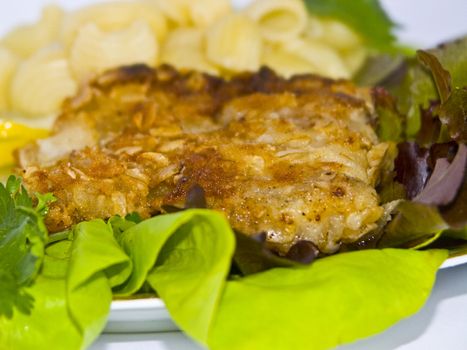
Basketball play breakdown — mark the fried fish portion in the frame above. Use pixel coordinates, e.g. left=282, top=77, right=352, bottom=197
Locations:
left=17, top=65, right=389, bottom=254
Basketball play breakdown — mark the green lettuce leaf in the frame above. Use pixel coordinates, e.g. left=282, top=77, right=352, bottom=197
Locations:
left=208, top=249, right=447, bottom=350
left=354, top=54, right=407, bottom=87
left=147, top=211, right=235, bottom=344
left=430, top=38, right=467, bottom=89
left=114, top=210, right=232, bottom=296
left=67, top=220, right=132, bottom=348
left=113, top=210, right=235, bottom=345
left=304, top=0, right=396, bottom=51
left=438, top=87, right=467, bottom=142
left=378, top=202, right=448, bottom=248
left=445, top=227, right=467, bottom=241
left=372, top=87, right=405, bottom=142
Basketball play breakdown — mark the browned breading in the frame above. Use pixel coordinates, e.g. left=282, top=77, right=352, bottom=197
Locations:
left=17, top=65, right=389, bottom=254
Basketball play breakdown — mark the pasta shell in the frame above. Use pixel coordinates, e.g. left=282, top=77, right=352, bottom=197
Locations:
left=70, top=21, right=158, bottom=80
left=188, top=0, right=232, bottom=27
left=283, top=38, right=351, bottom=79
left=206, top=14, right=262, bottom=72
left=262, top=44, right=317, bottom=78
left=341, top=47, right=368, bottom=75
left=61, top=1, right=167, bottom=47
left=161, top=28, right=218, bottom=74
left=319, top=20, right=362, bottom=51
left=151, top=0, right=191, bottom=26
left=1, top=5, right=64, bottom=58
left=10, top=47, right=77, bottom=117
left=0, top=47, right=19, bottom=111
left=245, top=0, right=307, bottom=42
left=304, top=15, right=325, bottom=40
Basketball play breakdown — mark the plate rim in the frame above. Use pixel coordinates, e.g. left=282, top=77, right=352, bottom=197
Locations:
left=111, top=298, right=165, bottom=311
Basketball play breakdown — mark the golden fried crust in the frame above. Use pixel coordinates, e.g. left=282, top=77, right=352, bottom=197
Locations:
left=17, top=65, right=388, bottom=254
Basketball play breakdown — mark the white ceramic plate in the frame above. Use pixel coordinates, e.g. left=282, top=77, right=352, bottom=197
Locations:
left=106, top=298, right=176, bottom=333
left=104, top=254, right=467, bottom=334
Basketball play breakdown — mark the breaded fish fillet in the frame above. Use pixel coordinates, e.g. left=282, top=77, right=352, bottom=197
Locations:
left=17, top=65, right=390, bottom=254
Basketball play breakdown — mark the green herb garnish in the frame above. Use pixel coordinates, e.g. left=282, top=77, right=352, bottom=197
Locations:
left=0, top=176, right=54, bottom=318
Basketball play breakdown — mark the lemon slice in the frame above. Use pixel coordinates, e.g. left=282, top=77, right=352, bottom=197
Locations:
left=0, top=120, right=49, bottom=168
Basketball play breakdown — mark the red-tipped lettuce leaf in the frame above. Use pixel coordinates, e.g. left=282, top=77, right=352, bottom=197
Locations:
left=233, top=232, right=297, bottom=276
left=416, top=102, right=442, bottom=147
left=394, top=142, right=430, bottom=199
left=416, top=50, right=452, bottom=103
left=415, top=144, right=466, bottom=206
left=379, top=143, right=466, bottom=248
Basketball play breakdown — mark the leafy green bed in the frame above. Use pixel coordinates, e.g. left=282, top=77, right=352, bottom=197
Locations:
left=0, top=193, right=448, bottom=349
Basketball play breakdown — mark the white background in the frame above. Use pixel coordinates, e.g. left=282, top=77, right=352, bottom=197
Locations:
left=1, top=1, right=467, bottom=349
left=0, top=0, right=467, bottom=47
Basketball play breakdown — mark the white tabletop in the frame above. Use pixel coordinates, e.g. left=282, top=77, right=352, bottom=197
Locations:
left=91, top=263, right=467, bottom=350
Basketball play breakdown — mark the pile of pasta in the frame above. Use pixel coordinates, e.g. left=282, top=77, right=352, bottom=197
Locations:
left=0, top=0, right=367, bottom=119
